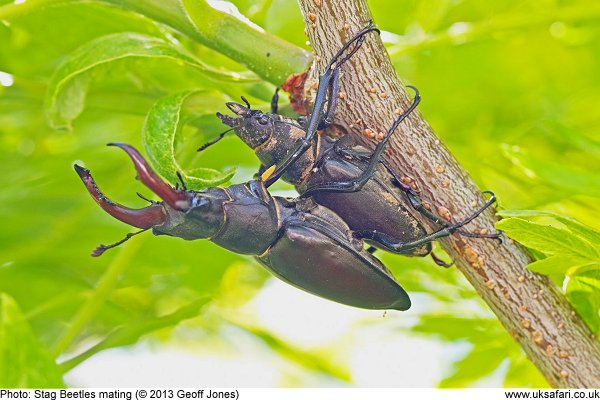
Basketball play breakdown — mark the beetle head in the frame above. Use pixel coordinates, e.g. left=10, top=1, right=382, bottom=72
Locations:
left=75, top=143, right=225, bottom=256
left=217, top=97, right=289, bottom=150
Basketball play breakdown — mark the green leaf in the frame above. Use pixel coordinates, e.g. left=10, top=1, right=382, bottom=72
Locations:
left=496, top=217, right=599, bottom=259
left=502, top=147, right=600, bottom=198
left=527, top=255, right=591, bottom=275
left=227, top=321, right=351, bottom=382
left=143, top=90, right=236, bottom=189
left=45, top=32, right=257, bottom=129
left=504, top=355, right=549, bottom=388
left=411, top=315, right=501, bottom=343
left=439, top=345, right=507, bottom=388
left=566, top=270, right=600, bottom=334
left=498, top=210, right=600, bottom=250
left=60, top=297, right=210, bottom=372
left=0, top=293, right=64, bottom=388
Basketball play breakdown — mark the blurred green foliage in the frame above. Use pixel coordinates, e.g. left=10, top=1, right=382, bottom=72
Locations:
left=0, top=0, right=599, bottom=388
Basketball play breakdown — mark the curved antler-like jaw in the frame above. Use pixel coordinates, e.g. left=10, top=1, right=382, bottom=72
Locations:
left=107, top=143, right=189, bottom=211
left=74, top=143, right=225, bottom=256
left=75, top=143, right=190, bottom=229
left=217, top=101, right=253, bottom=129
left=74, top=164, right=167, bottom=229
left=226, top=101, right=252, bottom=116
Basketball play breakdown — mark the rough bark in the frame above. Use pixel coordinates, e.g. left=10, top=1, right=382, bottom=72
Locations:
left=297, top=0, right=600, bottom=388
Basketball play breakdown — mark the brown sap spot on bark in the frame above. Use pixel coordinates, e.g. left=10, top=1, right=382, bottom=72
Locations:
left=520, top=305, right=528, bottom=313
left=559, top=370, right=569, bottom=379
left=362, top=128, right=375, bottom=139
left=437, top=206, right=452, bottom=222
left=282, top=72, right=309, bottom=115
left=464, top=245, right=482, bottom=268
left=559, top=350, right=569, bottom=359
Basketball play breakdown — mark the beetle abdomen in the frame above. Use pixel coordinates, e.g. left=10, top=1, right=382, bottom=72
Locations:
left=257, top=221, right=411, bottom=311
left=307, top=158, right=431, bottom=256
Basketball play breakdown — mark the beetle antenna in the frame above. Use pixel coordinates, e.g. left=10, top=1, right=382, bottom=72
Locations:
left=176, top=171, right=187, bottom=191
left=92, top=228, right=149, bottom=257
left=197, top=127, right=234, bottom=152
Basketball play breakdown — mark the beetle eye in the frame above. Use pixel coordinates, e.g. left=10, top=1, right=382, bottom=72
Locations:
left=256, top=115, right=269, bottom=126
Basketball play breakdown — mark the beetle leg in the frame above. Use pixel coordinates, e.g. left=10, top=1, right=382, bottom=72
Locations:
left=74, top=164, right=167, bottom=229
left=107, top=143, right=189, bottom=211
left=383, top=163, right=447, bottom=226
left=300, top=86, right=420, bottom=198
left=430, top=252, right=454, bottom=268
left=457, top=229, right=503, bottom=242
left=263, top=23, right=379, bottom=188
left=136, top=192, right=156, bottom=204
left=318, top=68, right=340, bottom=130
left=354, top=192, right=498, bottom=253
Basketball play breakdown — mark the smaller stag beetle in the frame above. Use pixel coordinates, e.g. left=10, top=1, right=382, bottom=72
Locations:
left=215, top=91, right=498, bottom=262
left=212, top=40, right=499, bottom=262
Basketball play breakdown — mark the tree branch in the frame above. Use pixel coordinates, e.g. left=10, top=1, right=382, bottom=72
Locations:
left=106, top=0, right=311, bottom=84
left=297, top=0, right=600, bottom=388
left=0, top=0, right=310, bottom=84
